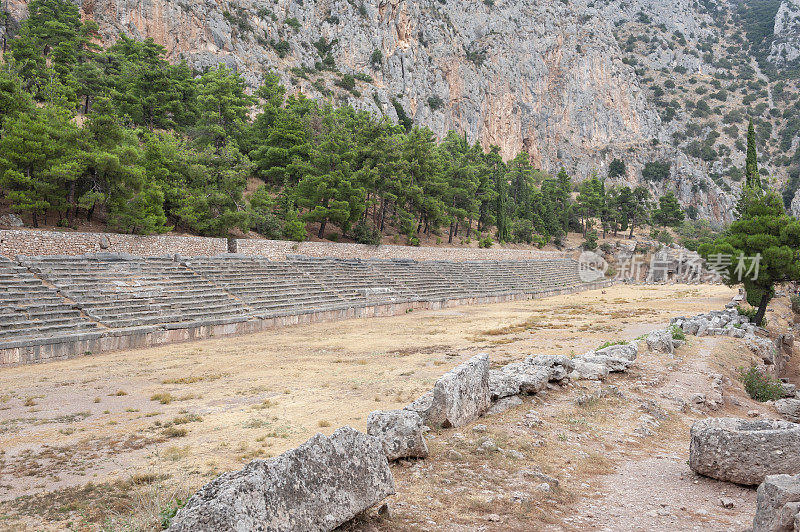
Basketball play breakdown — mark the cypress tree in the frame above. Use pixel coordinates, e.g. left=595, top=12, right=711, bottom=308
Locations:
left=745, top=118, right=761, bottom=190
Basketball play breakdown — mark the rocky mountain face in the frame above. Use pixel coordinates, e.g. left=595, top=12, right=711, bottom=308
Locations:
left=4, top=0, right=800, bottom=221
left=769, top=0, right=800, bottom=67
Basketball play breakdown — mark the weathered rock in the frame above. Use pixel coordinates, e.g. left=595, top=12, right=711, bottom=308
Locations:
left=488, top=370, right=519, bottom=400
left=504, top=362, right=551, bottom=393
left=749, top=337, right=781, bottom=365
left=569, top=360, right=610, bottom=380
left=406, top=353, right=490, bottom=428
left=488, top=362, right=549, bottom=399
left=595, top=342, right=638, bottom=361
left=575, top=353, right=633, bottom=372
left=776, top=399, right=800, bottom=423
left=689, top=418, right=800, bottom=485
left=526, top=354, right=575, bottom=381
left=0, top=213, right=23, bottom=227
left=646, top=329, right=674, bottom=354
left=486, top=395, right=523, bottom=415
left=753, top=474, right=800, bottom=532
left=367, top=409, right=428, bottom=461
left=683, top=319, right=701, bottom=336
left=167, top=426, right=395, bottom=532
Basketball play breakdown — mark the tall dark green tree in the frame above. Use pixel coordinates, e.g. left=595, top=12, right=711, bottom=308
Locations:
left=745, top=118, right=761, bottom=190
left=699, top=191, right=800, bottom=326
left=653, top=191, right=685, bottom=227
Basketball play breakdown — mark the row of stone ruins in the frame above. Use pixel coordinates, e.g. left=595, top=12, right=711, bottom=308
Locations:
left=167, top=303, right=797, bottom=531
left=166, top=322, right=673, bottom=530
left=673, top=306, right=800, bottom=532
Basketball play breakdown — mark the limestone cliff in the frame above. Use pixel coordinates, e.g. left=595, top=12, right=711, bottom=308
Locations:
left=769, top=0, right=800, bottom=67
left=4, top=0, right=800, bottom=222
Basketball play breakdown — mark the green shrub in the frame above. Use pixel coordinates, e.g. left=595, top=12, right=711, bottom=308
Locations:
left=253, top=213, right=283, bottom=239
left=739, top=365, right=784, bottom=402
left=336, top=74, right=356, bottom=91
left=791, top=295, right=800, bottom=315
left=598, top=340, right=626, bottom=349
left=670, top=324, right=686, bottom=341
left=655, top=229, right=674, bottom=245
left=737, top=305, right=766, bottom=326
left=160, top=499, right=186, bottom=529
left=407, top=235, right=420, bottom=246
left=269, top=39, right=290, bottom=58
left=478, top=235, right=494, bottom=248
left=531, top=234, right=548, bottom=249
left=427, top=95, right=444, bottom=110
left=284, top=17, right=301, bottom=30
left=282, top=213, right=307, bottom=242
left=351, top=220, right=381, bottom=246
left=582, top=230, right=598, bottom=250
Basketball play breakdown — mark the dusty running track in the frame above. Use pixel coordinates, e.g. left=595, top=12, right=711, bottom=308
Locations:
left=1, top=283, right=778, bottom=531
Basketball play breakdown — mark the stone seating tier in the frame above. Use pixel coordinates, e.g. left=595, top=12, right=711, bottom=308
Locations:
left=0, top=254, right=597, bottom=352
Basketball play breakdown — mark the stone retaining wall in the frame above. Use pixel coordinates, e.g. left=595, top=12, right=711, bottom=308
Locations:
left=0, top=280, right=612, bottom=367
left=0, top=229, right=562, bottom=262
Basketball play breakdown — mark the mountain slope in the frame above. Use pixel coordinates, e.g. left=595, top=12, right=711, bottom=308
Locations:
left=4, top=0, right=800, bottom=221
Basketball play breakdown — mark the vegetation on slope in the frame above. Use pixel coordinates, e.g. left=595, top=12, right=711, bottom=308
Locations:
left=1, top=0, right=692, bottom=244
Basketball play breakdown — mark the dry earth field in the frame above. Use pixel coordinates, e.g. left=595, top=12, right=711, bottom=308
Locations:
left=1, top=284, right=796, bottom=531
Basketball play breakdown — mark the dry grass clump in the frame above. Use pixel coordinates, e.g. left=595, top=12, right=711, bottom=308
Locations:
left=161, top=373, right=223, bottom=385
left=162, top=426, right=187, bottom=438
left=150, top=393, right=174, bottom=405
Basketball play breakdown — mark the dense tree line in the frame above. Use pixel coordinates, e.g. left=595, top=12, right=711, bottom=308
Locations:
left=0, top=0, right=684, bottom=245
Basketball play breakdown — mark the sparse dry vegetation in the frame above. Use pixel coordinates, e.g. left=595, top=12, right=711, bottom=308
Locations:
left=3, top=284, right=780, bottom=530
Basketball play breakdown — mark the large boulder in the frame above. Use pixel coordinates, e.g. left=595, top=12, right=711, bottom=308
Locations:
left=595, top=343, right=638, bottom=362
left=569, top=360, right=609, bottom=380
left=753, top=474, right=800, bottom=532
left=0, top=213, right=23, bottom=227
left=406, top=353, right=490, bottom=428
left=488, top=370, right=519, bottom=400
left=167, top=426, right=395, bottom=532
left=489, top=362, right=551, bottom=400
left=574, top=353, right=633, bottom=372
left=689, top=418, right=800, bottom=485
left=367, top=409, right=428, bottom=461
left=646, top=329, right=674, bottom=354
left=749, top=337, right=785, bottom=373
left=526, top=354, right=575, bottom=381
left=776, top=399, right=800, bottom=423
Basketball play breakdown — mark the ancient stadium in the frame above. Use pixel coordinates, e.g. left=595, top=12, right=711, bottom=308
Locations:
left=3, top=0, right=800, bottom=528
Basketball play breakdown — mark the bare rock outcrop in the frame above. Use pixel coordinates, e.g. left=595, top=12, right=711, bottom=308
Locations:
left=406, top=353, right=490, bottom=428
left=167, top=426, right=395, bottom=532
left=689, top=418, right=800, bottom=485
left=367, top=409, right=428, bottom=461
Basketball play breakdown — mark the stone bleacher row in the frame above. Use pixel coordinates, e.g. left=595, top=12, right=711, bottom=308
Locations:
left=1, top=253, right=592, bottom=352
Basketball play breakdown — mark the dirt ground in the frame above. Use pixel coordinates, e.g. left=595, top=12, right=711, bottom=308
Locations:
left=1, top=284, right=796, bottom=531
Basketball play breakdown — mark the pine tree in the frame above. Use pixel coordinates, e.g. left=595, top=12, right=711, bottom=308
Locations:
left=653, top=191, right=685, bottom=227
left=700, top=191, right=800, bottom=326
left=195, top=64, right=255, bottom=152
